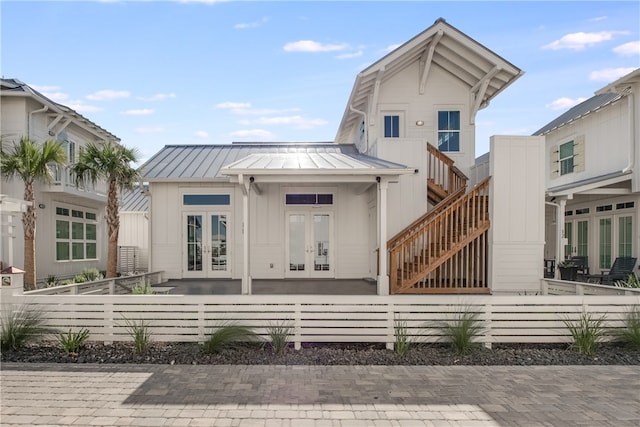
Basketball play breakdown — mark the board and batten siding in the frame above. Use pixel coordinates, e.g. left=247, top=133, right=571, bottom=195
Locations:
left=489, top=135, right=546, bottom=294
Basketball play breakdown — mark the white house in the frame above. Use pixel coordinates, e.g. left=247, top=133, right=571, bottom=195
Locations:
left=0, top=79, right=117, bottom=281
left=537, top=68, right=640, bottom=278
left=142, top=18, right=546, bottom=295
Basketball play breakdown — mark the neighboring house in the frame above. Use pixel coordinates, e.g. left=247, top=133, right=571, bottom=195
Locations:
left=0, top=78, right=117, bottom=281
left=536, top=68, right=640, bottom=277
left=142, top=18, right=546, bottom=295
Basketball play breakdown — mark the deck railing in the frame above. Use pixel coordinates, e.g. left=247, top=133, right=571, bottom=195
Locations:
left=390, top=178, right=491, bottom=294
left=426, top=143, right=467, bottom=198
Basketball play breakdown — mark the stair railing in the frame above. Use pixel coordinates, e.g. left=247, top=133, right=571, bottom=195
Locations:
left=389, top=177, right=491, bottom=294
left=426, top=143, right=468, bottom=195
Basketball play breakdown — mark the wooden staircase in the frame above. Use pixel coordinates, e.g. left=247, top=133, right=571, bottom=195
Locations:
left=388, top=143, right=490, bottom=294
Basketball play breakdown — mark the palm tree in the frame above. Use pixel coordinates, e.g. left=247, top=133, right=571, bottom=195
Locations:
left=71, top=141, right=140, bottom=278
left=0, top=137, right=66, bottom=289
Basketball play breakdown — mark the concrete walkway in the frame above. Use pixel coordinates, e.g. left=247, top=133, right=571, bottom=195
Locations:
left=1, top=363, right=639, bottom=426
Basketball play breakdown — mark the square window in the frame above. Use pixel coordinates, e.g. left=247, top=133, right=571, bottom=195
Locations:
left=56, top=242, right=69, bottom=261
left=72, top=222, right=84, bottom=239
left=72, top=242, right=84, bottom=260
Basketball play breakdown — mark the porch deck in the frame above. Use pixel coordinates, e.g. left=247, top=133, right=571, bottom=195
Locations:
left=159, top=278, right=378, bottom=295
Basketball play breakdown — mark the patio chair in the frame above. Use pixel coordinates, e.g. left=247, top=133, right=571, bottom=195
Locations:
left=569, top=256, right=589, bottom=280
left=585, top=256, right=637, bottom=285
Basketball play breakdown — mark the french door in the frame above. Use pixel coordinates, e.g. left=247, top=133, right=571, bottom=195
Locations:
left=286, top=212, right=333, bottom=278
left=598, top=214, right=633, bottom=270
left=184, top=213, right=229, bottom=277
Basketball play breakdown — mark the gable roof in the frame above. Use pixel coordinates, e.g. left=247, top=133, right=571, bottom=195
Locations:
left=141, top=143, right=410, bottom=181
left=533, top=92, right=624, bottom=136
left=1, top=78, right=120, bottom=142
left=335, top=18, right=523, bottom=142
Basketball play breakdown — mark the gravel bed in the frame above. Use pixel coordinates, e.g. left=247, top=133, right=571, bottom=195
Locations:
left=2, top=341, right=639, bottom=365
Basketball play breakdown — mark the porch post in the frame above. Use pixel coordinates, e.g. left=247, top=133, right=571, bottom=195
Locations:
left=556, top=198, right=567, bottom=279
left=240, top=175, right=252, bottom=294
left=377, top=178, right=389, bottom=295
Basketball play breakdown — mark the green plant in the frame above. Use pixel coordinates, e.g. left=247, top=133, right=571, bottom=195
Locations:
left=557, top=260, right=576, bottom=268
left=394, top=319, right=411, bottom=357
left=73, top=274, right=87, bottom=283
left=60, top=279, right=74, bottom=286
left=439, top=307, right=484, bottom=355
left=44, top=275, right=58, bottom=288
left=132, top=280, right=153, bottom=295
left=267, top=321, right=292, bottom=354
left=57, top=328, right=90, bottom=354
left=1, top=305, right=55, bottom=351
left=202, top=322, right=257, bottom=354
left=122, top=317, right=152, bottom=353
left=81, top=268, right=103, bottom=282
left=563, top=311, right=606, bottom=356
left=615, top=306, right=640, bottom=350
left=614, top=274, right=640, bottom=288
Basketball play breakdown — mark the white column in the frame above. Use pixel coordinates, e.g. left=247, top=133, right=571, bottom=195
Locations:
left=377, top=179, right=389, bottom=295
left=240, top=175, right=252, bottom=294
left=556, top=198, right=567, bottom=279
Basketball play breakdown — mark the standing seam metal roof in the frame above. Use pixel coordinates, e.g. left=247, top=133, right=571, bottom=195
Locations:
left=141, top=143, right=408, bottom=180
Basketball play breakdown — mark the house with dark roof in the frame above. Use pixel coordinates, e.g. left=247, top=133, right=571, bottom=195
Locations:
left=141, top=18, right=547, bottom=295
left=1, top=78, right=118, bottom=280
left=535, top=68, right=640, bottom=277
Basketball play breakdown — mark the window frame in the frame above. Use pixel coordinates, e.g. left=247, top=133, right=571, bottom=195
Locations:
left=437, top=110, right=461, bottom=152
left=55, top=205, right=98, bottom=262
left=383, top=114, right=401, bottom=138
left=559, top=140, right=575, bottom=175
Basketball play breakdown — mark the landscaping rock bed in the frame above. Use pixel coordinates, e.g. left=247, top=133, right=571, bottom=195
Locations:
left=2, top=341, right=639, bottom=365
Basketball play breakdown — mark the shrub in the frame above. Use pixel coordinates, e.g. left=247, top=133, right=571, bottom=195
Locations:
left=439, top=306, right=484, bottom=355
left=563, top=311, right=606, bottom=356
left=73, top=274, right=87, bottom=283
left=615, top=274, right=640, bottom=288
left=82, top=268, right=103, bottom=282
left=132, top=280, right=153, bottom=295
left=394, top=319, right=411, bottom=357
left=1, top=305, right=55, bottom=351
left=267, top=321, right=292, bottom=354
left=122, top=317, right=152, bottom=353
left=57, top=328, right=90, bottom=354
left=615, top=306, right=640, bottom=350
left=44, top=275, right=58, bottom=288
left=202, top=322, right=257, bottom=354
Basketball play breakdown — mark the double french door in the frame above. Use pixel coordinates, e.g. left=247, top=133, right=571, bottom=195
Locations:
left=286, top=212, right=333, bottom=277
left=184, top=213, right=229, bottom=277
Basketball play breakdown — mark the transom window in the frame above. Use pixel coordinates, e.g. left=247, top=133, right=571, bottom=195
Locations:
left=183, top=194, right=230, bottom=205
left=55, top=206, right=98, bottom=261
left=286, top=194, right=333, bottom=205
left=383, top=115, right=400, bottom=138
left=438, top=111, right=460, bottom=152
left=559, top=141, right=574, bottom=175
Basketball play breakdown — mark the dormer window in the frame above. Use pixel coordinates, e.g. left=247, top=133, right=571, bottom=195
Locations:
left=438, top=111, right=460, bottom=152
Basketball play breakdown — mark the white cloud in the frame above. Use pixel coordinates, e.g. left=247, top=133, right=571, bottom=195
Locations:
left=336, top=50, right=363, bottom=59
left=588, top=16, right=608, bottom=22
left=243, top=115, right=328, bottom=129
left=234, top=17, right=269, bottom=29
left=135, top=127, right=164, bottom=134
left=86, top=89, right=130, bottom=101
left=283, top=40, right=348, bottom=53
left=613, top=41, right=640, bottom=57
left=216, top=102, right=299, bottom=116
left=542, top=31, right=628, bottom=51
left=67, top=102, right=102, bottom=114
left=589, top=67, right=637, bottom=82
left=229, top=129, right=275, bottom=140
left=546, top=97, right=588, bottom=110
left=138, top=93, right=176, bottom=101
left=216, top=101, right=252, bottom=111
left=122, top=109, right=155, bottom=116
left=383, top=44, right=401, bottom=54
left=194, top=130, right=209, bottom=138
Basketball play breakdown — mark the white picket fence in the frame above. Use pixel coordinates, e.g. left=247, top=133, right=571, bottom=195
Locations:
left=4, top=293, right=639, bottom=349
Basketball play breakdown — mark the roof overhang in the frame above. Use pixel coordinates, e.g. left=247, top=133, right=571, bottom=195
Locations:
left=595, top=68, right=640, bottom=95
left=335, top=18, right=523, bottom=142
left=546, top=170, right=632, bottom=198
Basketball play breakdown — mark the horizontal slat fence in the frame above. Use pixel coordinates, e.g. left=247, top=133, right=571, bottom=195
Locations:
left=3, top=294, right=638, bottom=349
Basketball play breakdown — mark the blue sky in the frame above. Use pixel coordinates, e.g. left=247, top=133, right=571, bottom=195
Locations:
left=2, top=1, right=639, bottom=163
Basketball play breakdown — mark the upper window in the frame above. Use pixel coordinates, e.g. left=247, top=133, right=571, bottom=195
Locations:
left=559, top=141, right=574, bottom=175
left=438, top=111, right=460, bottom=152
left=383, top=115, right=400, bottom=138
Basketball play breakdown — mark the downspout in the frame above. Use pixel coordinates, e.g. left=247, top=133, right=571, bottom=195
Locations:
left=28, top=105, right=48, bottom=140
left=349, top=104, right=368, bottom=153
left=622, top=91, right=635, bottom=174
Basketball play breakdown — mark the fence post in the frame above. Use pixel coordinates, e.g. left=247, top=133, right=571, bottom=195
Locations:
left=387, top=302, right=395, bottom=351
left=294, top=303, right=301, bottom=350
left=104, top=301, right=114, bottom=345
left=483, top=300, right=492, bottom=349
left=198, top=303, right=205, bottom=343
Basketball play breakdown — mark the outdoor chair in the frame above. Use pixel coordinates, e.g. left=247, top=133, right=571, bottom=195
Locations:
left=585, top=256, right=637, bottom=285
left=569, top=256, right=589, bottom=280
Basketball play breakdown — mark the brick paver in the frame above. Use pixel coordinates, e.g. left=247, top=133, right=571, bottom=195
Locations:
left=1, top=363, right=639, bottom=426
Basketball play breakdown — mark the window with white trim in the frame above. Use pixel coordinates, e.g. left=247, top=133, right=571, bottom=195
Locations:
left=55, top=206, right=98, bottom=261
left=559, top=141, right=574, bottom=175
left=437, top=111, right=460, bottom=152
left=383, top=115, right=400, bottom=138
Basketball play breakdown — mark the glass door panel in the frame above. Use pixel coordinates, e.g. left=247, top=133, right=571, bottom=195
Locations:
left=313, top=214, right=330, bottom=271
left=576, top=220, right=588, bottom=257
left=289, top=214, right=306, bottom=272
left=186, top=215, right=203, bottom=272
left=210, top=215, right=227, bottom=271
left=618, top=216, right=633, bottom=257
left=599, top=218, right=612, bottom=269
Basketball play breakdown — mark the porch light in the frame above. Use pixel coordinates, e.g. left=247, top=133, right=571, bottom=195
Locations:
left=416, top=120, right=424, bottom=126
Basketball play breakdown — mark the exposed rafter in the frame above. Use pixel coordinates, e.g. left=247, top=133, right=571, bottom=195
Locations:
left=470, top=65, right=501, bottom=123
left=418, top=30, right=443, bottom=94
